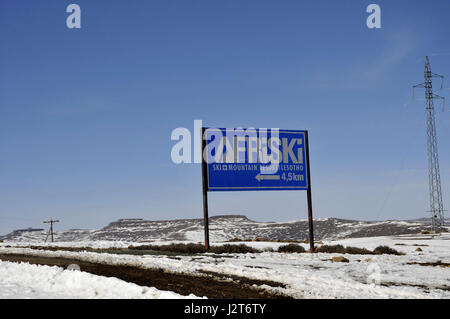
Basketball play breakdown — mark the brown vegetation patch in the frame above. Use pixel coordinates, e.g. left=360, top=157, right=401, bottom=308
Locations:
left=130, top=243, right=260, bottom=254
left=372, top=245, right=404, bottom=255
left=277, top=244, right=306, bottom=253
left=407, top=261, right=450, bottom=268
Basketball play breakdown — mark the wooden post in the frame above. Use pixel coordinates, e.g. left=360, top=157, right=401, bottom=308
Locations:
left=43, top=219, right=59, bottom=243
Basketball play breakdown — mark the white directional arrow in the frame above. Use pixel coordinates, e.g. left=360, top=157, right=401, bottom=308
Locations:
left=255, top=173, right=281, bottom=182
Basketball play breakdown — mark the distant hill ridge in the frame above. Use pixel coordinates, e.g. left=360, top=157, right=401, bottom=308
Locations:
left=1, top=215, right=447, bottom=243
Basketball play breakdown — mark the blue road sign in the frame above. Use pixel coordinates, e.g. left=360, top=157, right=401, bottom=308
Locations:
left=204, top=128, right=309, bottom=191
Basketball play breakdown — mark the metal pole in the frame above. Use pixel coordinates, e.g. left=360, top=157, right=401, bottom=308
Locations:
left=424, top=56, right=445, bottom=232
left=413, top=57, right=446, bottom=232
left=201, top=127, right=210, bottom=250
left=305, top=131, right=315, bottom=253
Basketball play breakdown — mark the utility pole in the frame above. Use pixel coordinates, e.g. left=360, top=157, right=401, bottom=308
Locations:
left=44, top=218, right=59, bottom=243
left=413, top=56, right=446, bottom=232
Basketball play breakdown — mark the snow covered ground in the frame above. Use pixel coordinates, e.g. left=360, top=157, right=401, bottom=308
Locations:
left=1, top=233, right=449, bottom=299
left=0, top=261, right=200, bottom=299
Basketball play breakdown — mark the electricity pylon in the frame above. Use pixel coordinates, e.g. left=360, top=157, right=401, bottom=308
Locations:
left=413, top=56, right=446, bottom=232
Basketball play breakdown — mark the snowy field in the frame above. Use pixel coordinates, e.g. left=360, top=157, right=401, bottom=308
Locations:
left=0, top=233, right=449, bottom=299
left=0, top=261, right=200, bottom=299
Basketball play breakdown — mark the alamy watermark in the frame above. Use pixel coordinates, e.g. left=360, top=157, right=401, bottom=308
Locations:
left=366, top=4, right=381, bottom=29
left=366, top=258, right=382, bottom=287
left=66, top=4, right=81, bottom=29
left=66, top=264, right=81, bottom=271
left=169, top=120, right=303, bottom=176
left=64, top=4, right=379, bottom=30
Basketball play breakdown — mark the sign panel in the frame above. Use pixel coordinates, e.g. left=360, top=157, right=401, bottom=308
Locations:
left=204, top=128, right=308, bottom=191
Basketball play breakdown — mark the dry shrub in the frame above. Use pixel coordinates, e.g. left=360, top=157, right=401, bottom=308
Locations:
left=278, top=244, right=306, bottom=253
left=373, top=245, right=404, bottom=255
left=130, top=243, right=205, bottom=254
left=315, top=244, right=346, bottom=254
left=210, top=244, right=260, bottom=254
left=128, top=243, right=259, bottom=254
left=316, top=245, right=376, bottom=255
left=344, top=246, right=374, bottom=255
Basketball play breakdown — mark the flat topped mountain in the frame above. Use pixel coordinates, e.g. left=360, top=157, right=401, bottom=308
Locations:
left=2, top=215, right=445, bottom=243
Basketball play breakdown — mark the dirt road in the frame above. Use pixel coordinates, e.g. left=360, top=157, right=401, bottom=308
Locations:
left=0, top=253, right=290, bottom=299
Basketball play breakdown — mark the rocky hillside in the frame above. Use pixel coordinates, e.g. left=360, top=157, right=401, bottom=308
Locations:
left=1, top=215, right=445, bottom=243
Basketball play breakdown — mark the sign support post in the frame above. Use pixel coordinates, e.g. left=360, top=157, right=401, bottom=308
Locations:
left=305, top=130, right=315, bottom=252
left=201, top=127, right=210, bottom=250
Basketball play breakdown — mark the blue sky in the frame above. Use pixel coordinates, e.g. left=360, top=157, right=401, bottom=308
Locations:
left=1, top=0, right=449, bottom=234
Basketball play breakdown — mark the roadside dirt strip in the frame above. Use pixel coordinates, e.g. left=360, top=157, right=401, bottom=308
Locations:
left=0, top=253, right=291, bottom=299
